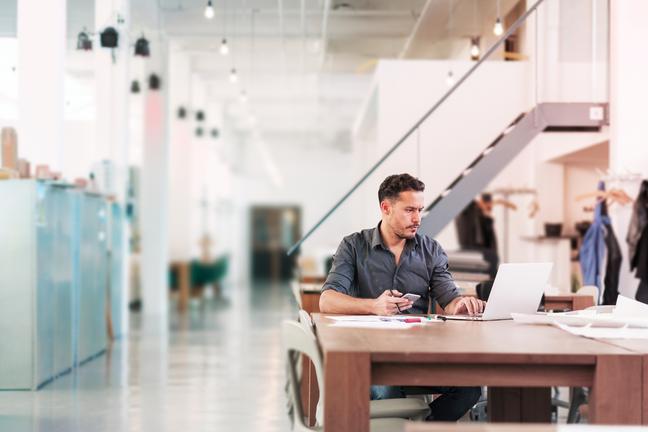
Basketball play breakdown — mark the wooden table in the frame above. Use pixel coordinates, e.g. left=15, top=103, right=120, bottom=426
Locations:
left=313, top=315, right=643, bottom=432
left=404, top=423, right=643, bottom=432
left=596, top=339, right=648, bottom=424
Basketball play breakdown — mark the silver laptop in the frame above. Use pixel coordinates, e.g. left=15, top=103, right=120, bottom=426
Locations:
left=443, top=262, right=553, bottom=321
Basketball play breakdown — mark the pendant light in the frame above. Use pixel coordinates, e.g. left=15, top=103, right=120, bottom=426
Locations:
left=220, top=38, right=229, bottom=55
left=204, top=0, right=215, bottom=19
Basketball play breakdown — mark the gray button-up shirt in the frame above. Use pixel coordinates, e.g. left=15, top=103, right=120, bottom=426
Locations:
left=322, top=222, right=460, bottom=314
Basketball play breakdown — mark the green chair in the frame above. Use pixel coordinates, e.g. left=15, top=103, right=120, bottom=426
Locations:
left=283, top=320, right=408, bottom=432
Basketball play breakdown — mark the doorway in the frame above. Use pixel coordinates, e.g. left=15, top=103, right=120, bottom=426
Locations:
left=250, top=206, right=301, bottom=281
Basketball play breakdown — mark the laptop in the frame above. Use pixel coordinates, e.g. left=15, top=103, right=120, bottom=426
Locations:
left=443, top=262, right=553, bottom=321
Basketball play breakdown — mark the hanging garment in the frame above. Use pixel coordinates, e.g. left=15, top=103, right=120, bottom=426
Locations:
left=455, top=200, right=499, bottom=278
left=602, top=221, right=622, bottom=305
left=580, top=182, right=610, bottom=298
left=627, top=180, right=648, bottom=304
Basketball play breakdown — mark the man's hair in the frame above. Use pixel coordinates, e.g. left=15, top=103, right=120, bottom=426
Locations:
left=378, top=173, right=425, bottom=203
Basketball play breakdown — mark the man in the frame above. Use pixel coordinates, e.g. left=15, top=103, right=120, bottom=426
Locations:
left=320, top=173, right=484, bottom=421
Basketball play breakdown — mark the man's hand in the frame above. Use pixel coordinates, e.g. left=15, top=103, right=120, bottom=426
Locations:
left=447, top=296, right=486, bottom=316
left=372, top=290, right=413, bottom=316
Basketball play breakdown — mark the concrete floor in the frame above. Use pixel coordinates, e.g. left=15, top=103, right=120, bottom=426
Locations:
left=0, top=281, right=295, bottom=432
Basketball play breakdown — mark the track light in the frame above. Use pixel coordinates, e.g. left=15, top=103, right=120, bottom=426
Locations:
left=229, top=68, right=238, bottom=84
left=204, top=0, right=215, bottom=19
left=148, top=74, right=161, bottom=90
left=100, top=27, right=119, bottom=48
left=220, top=38, right=229, bottom=56
left=134, top=35, right=150, bottom=57
left=446, top=70, right=455, bottom=87
left=493, top=17, right=504, bottom=36
left=76, top=29, right=92, bottom=51
left=196, top=110, right=205, bottom=122
left=470, top=37, right=480, bottom=60
left=130, top=80, right=140, bottom=94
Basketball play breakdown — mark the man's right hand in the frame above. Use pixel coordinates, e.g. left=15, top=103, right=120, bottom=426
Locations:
left=372, top=290, right=413, bottom=315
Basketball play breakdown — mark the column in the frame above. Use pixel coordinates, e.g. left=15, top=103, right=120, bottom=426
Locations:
left=609, top=0, right=648, bottom=298
left=140, top=36, right=170, bottom=317
left=95, top=0, right=130, bottom=201
left=17, top=0, right=66, bottom=170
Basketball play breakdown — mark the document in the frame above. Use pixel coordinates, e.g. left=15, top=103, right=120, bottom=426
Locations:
left=614, top=295, right=648, bottom=319
left=556, top=322, right=648, bottom=340
left=327, top=315, right=442, bottom=329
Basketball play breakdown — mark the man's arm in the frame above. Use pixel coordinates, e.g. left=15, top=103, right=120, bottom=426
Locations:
left=319, top=236, right=411, bottom=315
left=320, top=289, right=412, bottom=315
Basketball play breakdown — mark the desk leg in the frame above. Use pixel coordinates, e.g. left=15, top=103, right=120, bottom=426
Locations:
left=323, top=352, right=370, bottom=432
left=644, top=356, right=648, bottom=424
left=591, top=355, right=642, bottom=424
left=488, top=387, right=551, bottom=422
left=300, top=357, right=319, bottom=427
left=178, top=263, right=189, bottom=312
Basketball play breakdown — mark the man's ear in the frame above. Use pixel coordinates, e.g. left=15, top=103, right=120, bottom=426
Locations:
left=380, top=199, right=391, bottom=215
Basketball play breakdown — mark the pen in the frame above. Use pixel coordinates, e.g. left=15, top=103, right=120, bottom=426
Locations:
left=389, top=289, right=402, bottom=314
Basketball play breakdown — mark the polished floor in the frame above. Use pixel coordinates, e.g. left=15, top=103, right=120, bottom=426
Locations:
left=0, top=281, right=295, bottom=432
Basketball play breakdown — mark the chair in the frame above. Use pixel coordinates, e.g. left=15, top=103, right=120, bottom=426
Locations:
left=283, top=320, right=411, bottom=431
left=296, top=310, right=429, bottom=422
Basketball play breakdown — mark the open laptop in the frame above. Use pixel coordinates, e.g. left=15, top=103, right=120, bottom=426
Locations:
left=443, top=262, right=553, bottom=321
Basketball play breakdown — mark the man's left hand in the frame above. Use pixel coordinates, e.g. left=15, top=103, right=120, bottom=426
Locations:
left=448, top=296, right=486, bottom=315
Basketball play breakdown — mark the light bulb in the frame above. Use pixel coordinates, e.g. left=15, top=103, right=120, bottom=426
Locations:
left=220, top=39, right=229, bottom=55
left=493, top=17, right=504, bottom=36
left=470, top=42, right=480, bottom=58
left=229, top=68, right=238, bottom=84
left=446, top=70, right=455, bottom=86
left=240, top=91, right=248, bottom=103
left=204, top=0, right=215, bottom=19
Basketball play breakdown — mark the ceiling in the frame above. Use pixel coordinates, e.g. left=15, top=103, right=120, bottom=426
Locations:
left=0, top=0, right=521, bottom=152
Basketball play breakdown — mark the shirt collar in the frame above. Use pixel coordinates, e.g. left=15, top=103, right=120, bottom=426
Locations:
left=372, top=221, right=420, bottom=250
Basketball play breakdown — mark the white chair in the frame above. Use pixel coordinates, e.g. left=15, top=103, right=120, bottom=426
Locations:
left=284, top=320, right=413, bottom=431
left=295, top=310, right=429, bottom=422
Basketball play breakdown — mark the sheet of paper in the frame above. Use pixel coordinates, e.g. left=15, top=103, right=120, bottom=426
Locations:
left=614, top=295, right=648, bottom=319
left=330, top=321, right=416, bottom=329
left=556, top=323, right=648, bottom=340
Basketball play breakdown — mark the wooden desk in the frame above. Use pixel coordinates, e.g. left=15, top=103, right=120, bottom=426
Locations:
left=596, top=339, right=648, bottom=424
left=404, top=423, right=642, bottom=432
left=314, top=315, right=643, bottom=432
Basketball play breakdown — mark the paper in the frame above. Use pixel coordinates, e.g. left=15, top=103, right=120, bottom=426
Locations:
left=614, top=295, right=648, bottom=319
left=556, top=322, right=648, bottom=340
left=330, top=321, right=415, bottom=329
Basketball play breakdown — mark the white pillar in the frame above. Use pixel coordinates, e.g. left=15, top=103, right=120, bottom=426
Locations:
left=17, top=0, right=66, bottom=170
left=609, top=0, right=648, bottom=298
left=168, top=49, right=194, bottom=262
left=140, top=38, right=170, bottom=317
left=95, top=0, right=130, bottom=201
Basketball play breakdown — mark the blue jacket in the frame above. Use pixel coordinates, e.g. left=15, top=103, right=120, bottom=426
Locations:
left=579, top=182, right=609, bottom=302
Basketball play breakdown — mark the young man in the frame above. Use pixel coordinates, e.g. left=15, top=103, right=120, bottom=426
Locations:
left=319, top=173, right=485, bottom=421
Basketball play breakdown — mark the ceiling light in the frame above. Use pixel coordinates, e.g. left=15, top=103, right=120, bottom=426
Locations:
left=493, top=17, right=504, bottom=36
left=100, top=27, right=118, bottom=48
left=76, top=29, right=92, bottom=51
left=470, top=37, right=480, bottom=60
left=446, top=70, right=455, bottom=87
left=148, top=74, right=161, bottom=90
left=204, top=0, right=215, bottom=19
left=130, top=80, right=140, bottom=94
left=220, top=38, right=229, bottom=56
left=229, top=68, right=238, bottom=84
left=134, top=35, right=150, bottom=57
left=196, top=110, right=205, bottom=122
left=240, top=90, right=248, bottom=103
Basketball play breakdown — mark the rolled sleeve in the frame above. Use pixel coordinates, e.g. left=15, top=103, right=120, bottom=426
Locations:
left=429, top=243, right=460, bottom=308
left=321, top=237, right=356, bottom=295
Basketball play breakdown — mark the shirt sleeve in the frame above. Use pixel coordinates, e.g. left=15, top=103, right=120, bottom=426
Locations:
left=321, top=237, right=356, bottom=295
left=429, top=242, right=460, bottom=308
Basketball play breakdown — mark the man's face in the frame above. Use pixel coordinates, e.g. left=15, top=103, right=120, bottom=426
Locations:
left=381, top=190, right=425, bottom=240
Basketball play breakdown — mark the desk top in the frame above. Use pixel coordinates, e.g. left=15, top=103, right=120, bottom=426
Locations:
left=404, top=423, right=645, bottom=432
left=313, top=314, right=634, bottom=364
left=598, top=339, right=648, bottom=354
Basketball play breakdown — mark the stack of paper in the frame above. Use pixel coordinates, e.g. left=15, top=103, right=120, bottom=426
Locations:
left=327, top=315, right=439, bottom=329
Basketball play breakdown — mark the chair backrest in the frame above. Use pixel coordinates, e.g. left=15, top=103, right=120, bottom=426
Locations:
left=291, top=281, right=303, bottom=308
left=282, top=320, right=325, bottom=431
left=298, top=309, right=313, bottom=330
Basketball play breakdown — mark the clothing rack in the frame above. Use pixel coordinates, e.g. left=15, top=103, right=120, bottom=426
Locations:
left=489, top=187, right=537, bottom=262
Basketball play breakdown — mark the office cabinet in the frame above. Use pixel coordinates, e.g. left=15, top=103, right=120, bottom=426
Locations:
left=0, top=180, right=111, bottom=389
